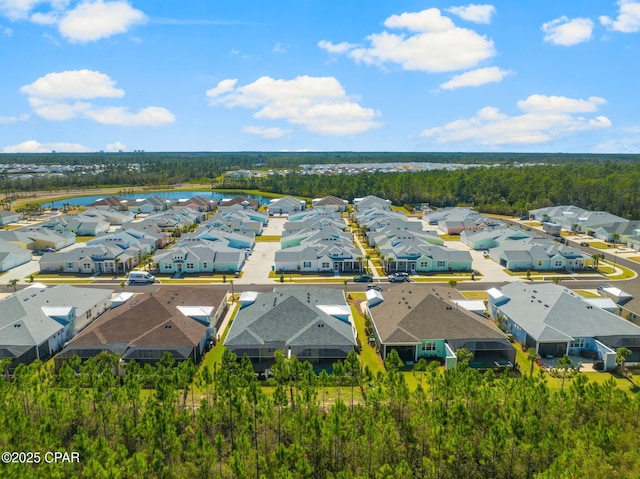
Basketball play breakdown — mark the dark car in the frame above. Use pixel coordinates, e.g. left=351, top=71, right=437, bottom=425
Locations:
left=366, top=284, right=383, bottom=291
left=580, top=242, right=589, bottom=247
left=353, top=274, right=373, bottom=283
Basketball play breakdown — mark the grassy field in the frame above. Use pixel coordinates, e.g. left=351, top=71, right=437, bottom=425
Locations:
left=255, top=235, right=281, bottom=242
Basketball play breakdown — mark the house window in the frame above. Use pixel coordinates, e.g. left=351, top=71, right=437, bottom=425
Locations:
left=186, top=262, right=195, bottom=269
left=203, top=263, right=208, bottom=268
left=66, top=263, right=74, bottom=268
left=536, top=260, right=543, bottom=266
left=420, top=262, right=429, bottom=268
left=422, top=342, right=436, bottom=352
left=83, top=263, right=91, bottom=269
left=437, top=261, right=445, bottom=268
left=303, top=261, right=311, bottom=268
left=570, top=338, right=585, bottom=349
left=322, top=262, right=330, bottom=268
left=554, top=260, right=563, bottom=267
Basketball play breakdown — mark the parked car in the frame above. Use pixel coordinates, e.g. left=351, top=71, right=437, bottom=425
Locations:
left=482, top=250, right=490, bottom=258
left=353, top=274, right=373, bottom=283
left=43, top=247, right=56, bottom=252
left=388, top=272, right=410, bottom=283
left=366, top=284, right=383, bottom=291
left=580, top=242, right=589, bottom=247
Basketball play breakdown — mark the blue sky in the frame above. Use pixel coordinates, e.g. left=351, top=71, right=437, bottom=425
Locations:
left=1, top=0, right=640, bottom=153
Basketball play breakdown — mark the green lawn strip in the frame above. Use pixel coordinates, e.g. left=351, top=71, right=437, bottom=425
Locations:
left=602, top=262, right=636, bottom=280
left=589, top=241, right=611, bottom=249
left=628, top=256, right=640, bottom=263
left=438, top=234, right=461, bottom=241
left=575, top=289, right=600, bottom=298
left=255, top=235, right=281, bottom=242
left=348, top=299, right=384, bottom=375
left=74, top=236, right=94, bottom=243
left=460, top=291, right=488, bottom=301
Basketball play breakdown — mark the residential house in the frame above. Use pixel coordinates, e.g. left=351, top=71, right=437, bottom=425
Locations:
left=153, top=239, right=246, bottom=275
left=380, top=240, right=473, bottom=273
left=365, top=285, right=515, bottom=369
left=0, top=227, right=75, bottom=251
left=267, top=196, right=306, bottom=215
left=81, top=208, right=135, bottom=225
left=39, top=245, right=141, bottom=275
left=311, top=195, right=349, bottom=212
left=0, top=239, right=32, bottom=272
left=275, top=227, right=362, bottom=273
left=460, top=227, right=533, bottom=250
left=224, top=286, right=357, bottom=371
left=173, top=195, right=217, bottom=213
left=205, top=209, right=268, bottom=236
left=87, top=195, right=130, bottom=210
left=55, top=287, right=228, bottom=370
left=42, top=215, right=110, bottom=236
left=488, top=238, right=590, bottom=271
left=87, top=231, right=158, bottom=255
left=353, top=195, right=392, bottom=211
left=127, top=196, right=173, bottom=214
left=218, top=196, right=260, bottom=211
left=0, top=210, right=21, bottom=225
left=0, top=284, right=113, bottom=369
left=488, top=281, right=640, bottom=369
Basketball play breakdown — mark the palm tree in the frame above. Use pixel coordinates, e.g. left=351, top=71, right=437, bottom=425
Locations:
left=7, top=278, right=18, bottom=292
left=557, top=354, right=573, bottom=390
left=616, top=347, right=632, bottom=374
left=527, top=347, right=539, bottom=376
left=448, top=279, right=457, bottom=288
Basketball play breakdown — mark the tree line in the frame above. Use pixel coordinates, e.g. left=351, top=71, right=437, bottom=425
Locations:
left=2, top=153, right=640, bottom=218
left=2, top=349, right=640, bottom=478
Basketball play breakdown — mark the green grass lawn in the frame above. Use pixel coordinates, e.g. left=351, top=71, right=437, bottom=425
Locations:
left=348, top=296, right=385, bottom=375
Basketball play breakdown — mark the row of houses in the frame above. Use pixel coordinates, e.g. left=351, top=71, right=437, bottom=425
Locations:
left=354, top=206, right=473, bottom=274
left=6, top=279, right=640, bottom=375
left=529, top=205, right=640, bottom=243
left=275, top=210, right=363, bottom=273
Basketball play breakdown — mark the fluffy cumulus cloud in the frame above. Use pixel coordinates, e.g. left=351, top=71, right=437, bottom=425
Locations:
left=542, top=16, right=594, bottom=46
left=440, top=66, right=512, bottom=90
left=21, top=69, right=174, bottom=125
left=446, top=4, right=496, bottom=24
left=207, top=75, right=381, bottom=136
left=421, top=94, right=611, bottom=146
left=0, top=0, right=146, bottom=42
left=318, top=7, right=495, bottom=73
left=2, top=139, right=91, bottom=153
left=59, top=0, right=147, bottom=43
left=600, top=0, right=640, bottom=32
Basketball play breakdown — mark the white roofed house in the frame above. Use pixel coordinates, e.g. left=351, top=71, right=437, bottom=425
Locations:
left=39, top=244, right=141, bottom=275
left=275, top=226, right=362, bottom=273
left=0, top=210, right=21, bottom=225
left=127, top=196, right=173, bottom=214
left=0, top=284, right=113, bottom=370
left=0, top=227, right=75, bottom=251
left=380, top=239, right=472, bottom=274
left=488, top=282, right=640, bottom=370
left=267, top=196, right=306, bottom=215
left=460, top=227, right=533, bottom=250
left=353, top=195, right=391, bottom=211
left=311, top=195, right=349, bottom=212
left=489, top=238, right=590, bottom=271
left=0, top=240, right=32, bottom=272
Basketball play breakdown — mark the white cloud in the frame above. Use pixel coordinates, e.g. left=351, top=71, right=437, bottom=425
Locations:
left=600, top=0, right=640, bottom=32
left=85, top=106, right=174, bottom=126
left=0, top=113, right=29, bottom=123
left=516, top=95, right=606, bottom=113
left=106, top=141, right=127, bottom=151
left=207, top=75, right=381, bottom=136
left=1, top=24, right=13, bottom=35
left=20, top=69, right=124, bottom=99
left=272, top=42, right=289, bottom=53
left=2, top=139, right=91, bottom=153
left=0, top=1, right=146, bottom=42
left=21, top=69, right=174, bottom=126
left=58, top=1, right=146, bottom=42
left=317, top=40, right=358, bottom=54
left=319, top=8, right=495, bottom=73
left=440, top=66, right=512, bottom=90
left=206, top=79, right=238, bottom=99
left=446, top=4, right=496, bottom=24
left=542, top=16, right=593, bottom=46
left=421, top=94, right=611, bottom=146
left=242, top=126, right=290, bottom=139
